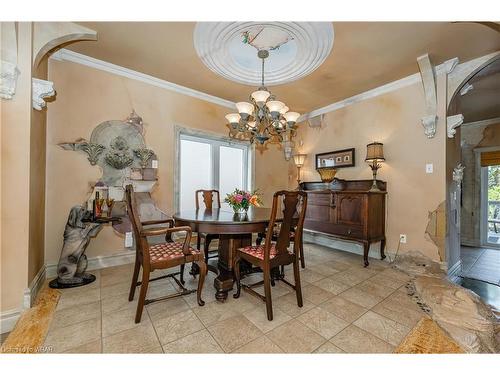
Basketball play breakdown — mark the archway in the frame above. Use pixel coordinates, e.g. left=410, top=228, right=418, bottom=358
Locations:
left=445, top=54, right=500, bottom=305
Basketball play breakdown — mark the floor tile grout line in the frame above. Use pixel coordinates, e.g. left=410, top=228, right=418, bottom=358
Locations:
left=144, top=298, right=165, bottom=353
left=329, top=322, right=396, bottom=353
left=191, top=305, right=225, bottom=353
left=47, top=246, right=414, bottom=353
left=263, top=317, right=325, bottom=354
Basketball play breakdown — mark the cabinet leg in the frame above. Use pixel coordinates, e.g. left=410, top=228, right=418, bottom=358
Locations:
left=363, top=242, right=370, bottom=267
left=380, top=238, right=386, bottom=260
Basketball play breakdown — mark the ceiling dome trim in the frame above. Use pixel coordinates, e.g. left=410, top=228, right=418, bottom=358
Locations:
left=194, top=22, right=334, bottom=87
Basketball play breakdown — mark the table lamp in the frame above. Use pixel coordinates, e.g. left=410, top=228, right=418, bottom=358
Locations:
left=293, top=154, right=307, bottom=187
left=365, top=142, right=385, bottom=191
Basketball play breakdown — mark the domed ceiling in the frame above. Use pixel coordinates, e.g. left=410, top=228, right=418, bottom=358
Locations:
left=193, top=22, right=334, bottom=86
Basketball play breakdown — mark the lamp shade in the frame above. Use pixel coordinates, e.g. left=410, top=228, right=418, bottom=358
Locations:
left=283, top=112, right=300, bottom=123
left=279, top=105, right=289, bottom=115
left=236, top=102, right=254, bottom=116
left=266, top=100, right=285, bottom=113
left=365, top=142, right=385, bottom=162
left=251, top=90, right=271, bottom=104
left=225, top=113, right=241, bottom=124
left=293, top=153, right=307, bottom=167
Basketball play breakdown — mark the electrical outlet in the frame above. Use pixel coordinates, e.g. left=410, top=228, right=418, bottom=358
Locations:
left=125, top=232, right=133, bottom=247
left=426, top=163, right=433, bottom=173
left=399, top=234, right=407, bottom=244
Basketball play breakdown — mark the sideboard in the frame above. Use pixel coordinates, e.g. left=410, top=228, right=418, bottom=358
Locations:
left=299, top=179, right=387, bottom=267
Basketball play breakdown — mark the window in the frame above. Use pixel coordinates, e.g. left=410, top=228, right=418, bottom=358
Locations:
left=177, top=132, right=252, bottom=211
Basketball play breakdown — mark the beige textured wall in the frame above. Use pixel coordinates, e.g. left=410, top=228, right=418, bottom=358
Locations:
left=45, top=60, right=290, bottom=265
left=28, top=58, right=48, bottom=283
left=294, top=82, right=446, bottom=261
left=1, top=23, right=32, bottom=312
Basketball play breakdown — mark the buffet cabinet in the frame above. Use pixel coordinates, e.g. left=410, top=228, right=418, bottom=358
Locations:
left=299, top=179, right=387, bottom=267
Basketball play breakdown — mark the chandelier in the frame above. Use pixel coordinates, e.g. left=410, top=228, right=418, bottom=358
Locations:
left=225, top=50, right=301, bottom=160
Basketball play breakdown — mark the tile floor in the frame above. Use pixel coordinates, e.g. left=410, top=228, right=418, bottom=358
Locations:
left=43, top=243, right=426, bottom=353
left=461, top=246, right=500, bottom=286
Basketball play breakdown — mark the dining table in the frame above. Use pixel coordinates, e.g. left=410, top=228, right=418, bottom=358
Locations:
left=173, top=207, right=281, bottom=301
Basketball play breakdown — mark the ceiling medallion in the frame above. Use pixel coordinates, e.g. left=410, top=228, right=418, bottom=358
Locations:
left=194, top=22, right=334, bottom=86
left=224, top=49, right=301, bottom=160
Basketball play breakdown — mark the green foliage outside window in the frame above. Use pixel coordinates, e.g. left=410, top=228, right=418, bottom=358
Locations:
left=488, top=165, right=500, bottom=221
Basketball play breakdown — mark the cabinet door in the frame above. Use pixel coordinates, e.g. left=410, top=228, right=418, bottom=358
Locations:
left=305, top=192, right=331, bottom=222
left=336, top=194, right=365, bottom=226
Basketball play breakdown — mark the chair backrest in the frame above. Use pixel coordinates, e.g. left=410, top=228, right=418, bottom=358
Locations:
left=195, top=189, right=221, bottom=210
left=264, top=190, right=308, bottom=259
left=125, top=184, right=148, bottom=261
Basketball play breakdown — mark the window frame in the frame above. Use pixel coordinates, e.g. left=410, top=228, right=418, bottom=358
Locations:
left=174, top=126, right=254, bottom=212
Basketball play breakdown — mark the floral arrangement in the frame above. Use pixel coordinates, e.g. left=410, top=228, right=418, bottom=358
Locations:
left=224, top=188, right=262, bottom=213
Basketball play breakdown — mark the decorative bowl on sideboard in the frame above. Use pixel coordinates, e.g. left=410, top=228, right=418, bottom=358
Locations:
left=316, top=167, right=337, bottom=182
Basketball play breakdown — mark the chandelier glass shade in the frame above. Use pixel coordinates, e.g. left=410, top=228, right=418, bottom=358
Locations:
left=225, top=50, right=301, bottom=157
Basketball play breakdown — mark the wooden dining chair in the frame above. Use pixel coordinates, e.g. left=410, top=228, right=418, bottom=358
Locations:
left=125, top=184, right=207, bottom=323
left=256, top=196, right=306, bottom=269
left=195, top=189, right=221, bottom=264
left=233, top=190, right=307, bottom=321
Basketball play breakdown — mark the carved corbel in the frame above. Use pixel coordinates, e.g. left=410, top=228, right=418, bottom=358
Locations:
left=1, top=22, right=19, bottom=99
left=453, top=163, right=465, bottom=183
left=59, top=139, right=106, bottom=165
left=421, top=115, right=438, bottom=139
left=417, top=54, right=438, bottom=138
left=0, top=60, right=20, bottom=99
left=32, top=78, right=55, bottom=110
left=447, top=114, right=464, bottom=138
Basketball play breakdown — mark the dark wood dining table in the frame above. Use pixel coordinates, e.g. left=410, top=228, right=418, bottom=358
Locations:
left=173, top=207, right=279, bottom=301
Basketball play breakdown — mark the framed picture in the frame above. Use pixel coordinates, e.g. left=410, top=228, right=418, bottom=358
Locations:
left=316, top=148, right=355, bottom=169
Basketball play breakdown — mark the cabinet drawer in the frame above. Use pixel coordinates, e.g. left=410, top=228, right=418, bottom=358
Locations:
left=330, top=224, right=365, bottom=239
left=307, top=192, right=332, bottom=206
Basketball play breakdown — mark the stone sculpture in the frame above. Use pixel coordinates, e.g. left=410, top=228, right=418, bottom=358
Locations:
left=55, top=111, right=166, bottom=262
left=49, top=206, right=102, bottom=288
left=104, top=136, right=134, bottom=169
left=134, top=148, right=155, bottom=168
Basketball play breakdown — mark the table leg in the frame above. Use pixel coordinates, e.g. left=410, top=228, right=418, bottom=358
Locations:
left=214, top=233, right=252, bottom=301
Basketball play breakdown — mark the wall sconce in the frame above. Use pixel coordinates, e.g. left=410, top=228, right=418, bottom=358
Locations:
left=293, top=153, right=307, bottom=187
left=365, top=142, right=385, bottom=191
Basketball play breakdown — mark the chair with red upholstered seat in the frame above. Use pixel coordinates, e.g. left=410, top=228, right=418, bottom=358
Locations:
left=233, top=190, right=307, bottom=321
left=125, top=184, right=207, bottom=323
left=256, top=223, right=305, bottom=268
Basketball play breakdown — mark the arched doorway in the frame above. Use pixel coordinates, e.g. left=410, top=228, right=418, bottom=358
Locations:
left=446, top=54, right=500, bottom=307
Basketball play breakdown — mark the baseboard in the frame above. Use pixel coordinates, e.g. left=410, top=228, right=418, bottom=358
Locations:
left=303, top=229, right=392, bottom=261
left=23, top=266, right=46, bottom=310
left=460, top=240, right=481, bottom=247
left=0, top=309, right=21, bottom=334
left=448, top=259, right=463, bottom=284
left=45, top=250, right=136, bottom=279
left=1, top=251, right=135, bottom=335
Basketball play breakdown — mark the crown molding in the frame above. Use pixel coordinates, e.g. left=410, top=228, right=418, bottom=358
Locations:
left=50, top=49, right=236, bottom=110
left=50, top=49, right=464, bottom=122
left=300, top=57, right=459, bottom=122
